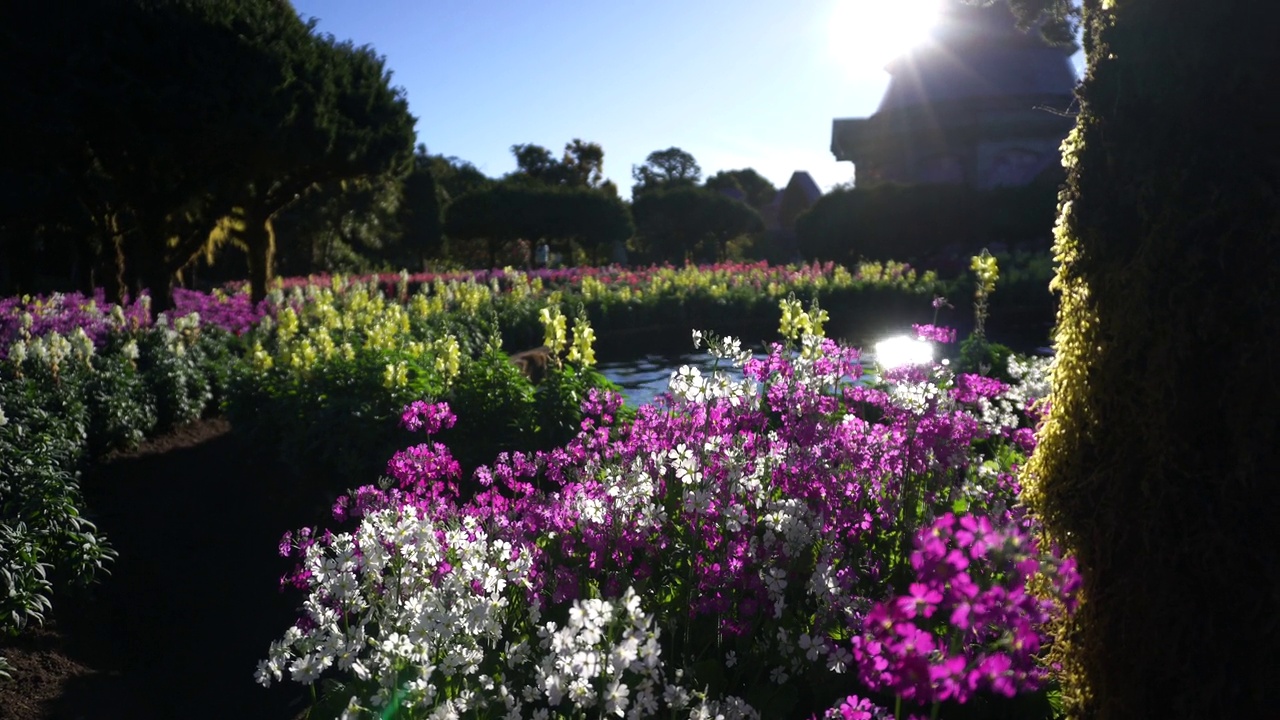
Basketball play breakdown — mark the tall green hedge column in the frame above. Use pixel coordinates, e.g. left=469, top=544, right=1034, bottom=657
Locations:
left=1018, top=0, right=1280, bottom=717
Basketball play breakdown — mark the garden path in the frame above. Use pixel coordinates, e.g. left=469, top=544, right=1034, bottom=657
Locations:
left=1, top=419, right=321, bottom=720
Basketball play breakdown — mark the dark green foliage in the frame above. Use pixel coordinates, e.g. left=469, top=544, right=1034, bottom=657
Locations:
left=533, top=364, right=629, bottom=449
left=85, top=351, right=157, bottom=458
left=956, top=336, right=1015, bottom=382
left=795, top=176, right=1060, bottom=265
left=1018, top=0, right=1280, bottom=717
left=631, top=147, right=703, bottom=197
left=0, top=0, right=415, bottom=310
left=705, top=169, right=778, bottom=210
left=223, top=348, right=437, bottom=494
left=631, top=187, right=764, bottom=264
left=396, top=151, right=446, bottom=270
left=446, top=347, right=540, bottom=473
left=0, top=365, right=115, bottom=640
left=444, top=185, right=633, bottom=268
left=136, top=327, right=213, bottom=432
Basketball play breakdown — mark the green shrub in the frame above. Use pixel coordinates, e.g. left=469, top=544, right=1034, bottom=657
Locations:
left=137, top=322, right=213, bottom=431
left=85, top=347, right=157, bottom=458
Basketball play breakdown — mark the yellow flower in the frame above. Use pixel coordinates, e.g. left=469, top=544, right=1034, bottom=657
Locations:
left=567, top=317, right=596, bottom=367
left=433, top=336, right=461, bottom=382
left=382, top=361, right=409, bottom=389
left=250, top=341, right=273, bottom=371
left=276, top=307, right=299, bottom=342
left=971, top=251, right=1000, bottom=296
left=539, top=306, right=568, bottom=356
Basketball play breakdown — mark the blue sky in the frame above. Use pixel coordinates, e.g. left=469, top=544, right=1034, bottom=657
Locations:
left=292, top=1, right=1083, bottom=199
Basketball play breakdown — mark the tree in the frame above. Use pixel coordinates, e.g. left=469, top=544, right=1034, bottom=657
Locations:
left=428, top=155, right=493, bottom=204
left=396, top=148, right=446, bottom=270
left=509, top=144, right=563, bottom=185
left=538, top=187, right=633, bottom=264
left=227, top=23, right=416, bottom=304
left=443, top=185, right=632, bottom=268
left=998, top=0, right=1280, bottom=717
left=631, top=147, right=702, bottom=197
left=705, top=168, right=778, bottom=209
left=631, top=187, right=762, bottom=263
left=268, top=176, right=405, bottom=276
left=561, top=139, right=607, bottom=189
left=0, top=0, right=414, bottom=310
left=506, top=139, right=609, bottom=190
left=442, top=187, right=517, bottom=269
left=1, top=0, right=285, bottom=307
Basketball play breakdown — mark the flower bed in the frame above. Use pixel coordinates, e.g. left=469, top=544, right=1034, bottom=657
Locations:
left=0, top=261, right=949, bottom=682
left=258, top=302, right=1076, bottom=720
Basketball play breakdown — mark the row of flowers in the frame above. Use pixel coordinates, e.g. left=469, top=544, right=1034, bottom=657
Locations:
left=0, top=261, right=938, bottom=361
left=0, top=260, right=962, bottom=689
left=258, top=300, right=1074, bottom=720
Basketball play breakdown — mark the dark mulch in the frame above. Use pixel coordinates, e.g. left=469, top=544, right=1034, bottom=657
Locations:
left=1, top=417, right=334, bottom=720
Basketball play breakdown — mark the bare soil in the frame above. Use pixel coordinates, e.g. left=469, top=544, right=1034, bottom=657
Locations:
left=1, top=418, right=330, bottom=720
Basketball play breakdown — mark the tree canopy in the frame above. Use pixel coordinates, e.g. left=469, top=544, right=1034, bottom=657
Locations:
left=443, top=185, right=632, bottom=268
left=0, top=0, right=415, bottom=309
left=631, top=147, right=703, bottom=197
left=705, top=168, right=778, bottom=209
left=505, top=139, right=612, bottom=193
left=631, top=187, right=763, bottom=263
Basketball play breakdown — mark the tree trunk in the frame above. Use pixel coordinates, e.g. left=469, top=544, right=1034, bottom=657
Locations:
left=243, top=211, right=276, bottom=306
left=1025, top=1, right=1280, bottom=718
left=134, top=232, right=175, bottom=317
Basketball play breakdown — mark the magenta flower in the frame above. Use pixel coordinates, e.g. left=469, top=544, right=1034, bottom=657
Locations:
left=896, top=582, right=943, bottom=619
left=399, top=401, right=457, bottom=434
left=913, top=323, right=957, bottom=344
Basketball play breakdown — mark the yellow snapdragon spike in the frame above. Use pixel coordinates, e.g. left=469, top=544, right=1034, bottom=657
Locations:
left=382, top=361, right=409, bottom=389
left=970, top=252, right=1000, bottom=296
left=432, top=335, right=461, bottom=382
left=569, top=316, right=597, bottom=367
left=809, top=305, right=830, bottom=338
left=276, top=307, right=299, bottom=342
left=539, top=306, right=569, bottom=355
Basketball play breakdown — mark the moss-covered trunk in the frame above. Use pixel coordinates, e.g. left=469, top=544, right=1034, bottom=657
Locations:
left=243, top=212, right=276, bottom=306
left=131, top=217, right=176, bottom=317
left=1025, top=1, right=1280, bottom=718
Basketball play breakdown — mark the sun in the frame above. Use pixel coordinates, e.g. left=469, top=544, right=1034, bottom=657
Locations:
left=829, top=0, right=945, bottom=73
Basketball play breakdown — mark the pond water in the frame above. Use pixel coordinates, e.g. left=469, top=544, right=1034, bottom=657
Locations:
left=596, top=335, right=1052, bottom=409
left=596, top=351, right=768, bottom=408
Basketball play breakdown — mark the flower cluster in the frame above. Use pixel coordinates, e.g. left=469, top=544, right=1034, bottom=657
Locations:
left=400, top=400, right=457, bottom=435
left=849, top=514, right=1079, bottom=706
left=912, top=323, right=957, bottom=345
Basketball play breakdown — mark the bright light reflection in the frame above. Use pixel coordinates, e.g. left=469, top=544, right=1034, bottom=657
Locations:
left=874, top=335, right=934, bottom=369
left=828, top=0, right=944, bottom=73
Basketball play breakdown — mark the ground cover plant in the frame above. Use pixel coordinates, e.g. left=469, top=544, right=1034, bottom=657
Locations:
left=258, top=297, right=1077, bottom=719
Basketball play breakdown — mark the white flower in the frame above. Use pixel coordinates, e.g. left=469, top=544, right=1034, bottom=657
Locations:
left=604, top=679, right=630, bottom=716
left=826, top=645, right=853, bottom=674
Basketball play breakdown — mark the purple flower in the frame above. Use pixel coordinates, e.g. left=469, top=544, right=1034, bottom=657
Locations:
left=913, top=323, right=957, bottom=344
left=399, top=401, right=457, bottom=435
left=896, top=582, right=943, bottom=619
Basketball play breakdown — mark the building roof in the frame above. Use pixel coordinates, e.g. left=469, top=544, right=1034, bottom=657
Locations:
left=784, top=171, right=822, bottom=204
left=877, top=1, right=1076, bottom=114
